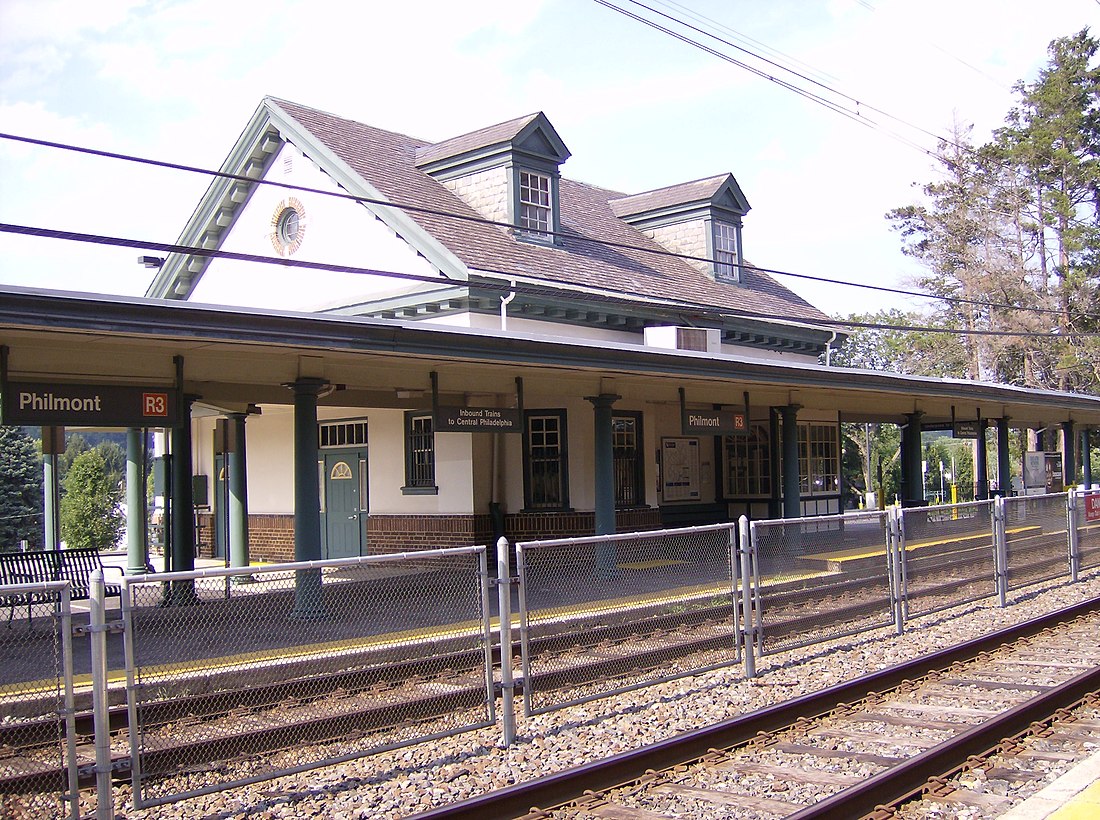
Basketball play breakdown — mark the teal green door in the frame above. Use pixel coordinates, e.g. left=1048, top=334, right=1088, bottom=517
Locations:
left=322, top=450, right=367, bottom=559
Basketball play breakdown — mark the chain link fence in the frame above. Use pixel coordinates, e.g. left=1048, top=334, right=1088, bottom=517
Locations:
left=749, top=511, right=895, bottom=656
left=119, top=547, right=493, bottom=809
left=0, top=580, right=78, bottom=820
left=1002, top=493, right=1071, bottom=592
left=517, top=524, right=740, bottom=716
left=897, top=500, right=996, bottom=620
left=1075, top=490, right=1100, bottom=572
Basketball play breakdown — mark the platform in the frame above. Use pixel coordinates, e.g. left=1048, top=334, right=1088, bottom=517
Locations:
left=999, top=749, right=1100, bottom=819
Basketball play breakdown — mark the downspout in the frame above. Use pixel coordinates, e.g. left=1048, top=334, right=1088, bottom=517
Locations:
left=824, top=330, right=837, bottom=366
left=500, top=280, right=517, bottom=332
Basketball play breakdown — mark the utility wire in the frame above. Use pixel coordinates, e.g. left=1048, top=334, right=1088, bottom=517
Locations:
left=5, top=222, right=1097, bottom=341
left=0, top=131, right=1080, bottom=324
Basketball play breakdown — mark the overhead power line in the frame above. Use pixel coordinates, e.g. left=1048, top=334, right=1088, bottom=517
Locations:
left=0, top=131, right=1080, bottom=325
left=4, top=222, right=1098, bottom=342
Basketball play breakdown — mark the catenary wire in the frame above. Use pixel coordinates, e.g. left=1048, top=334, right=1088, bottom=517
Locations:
left=0, top=131, right=1080, bottom=324
left=4, top=222, right=1097, bottom=342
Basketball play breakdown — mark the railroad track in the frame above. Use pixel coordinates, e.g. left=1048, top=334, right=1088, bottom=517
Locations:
left=1, top=539, right=1090, bottom=812
left=412, top=596, right=1100, bottom=819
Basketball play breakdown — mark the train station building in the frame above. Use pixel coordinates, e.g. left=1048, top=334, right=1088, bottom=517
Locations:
left=2, top=97, right=1098, bottom=572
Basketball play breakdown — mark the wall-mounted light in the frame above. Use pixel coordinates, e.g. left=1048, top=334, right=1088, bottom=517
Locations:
left=138, top=255, right=165, bottom=268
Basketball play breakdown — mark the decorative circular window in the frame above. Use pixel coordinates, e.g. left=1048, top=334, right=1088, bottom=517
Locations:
left=270, top=197, right=306, bottom=256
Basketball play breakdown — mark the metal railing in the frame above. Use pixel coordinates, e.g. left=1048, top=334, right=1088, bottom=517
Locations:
left=517, top=523, right=740, bottom=715
left=748, top=510, right=896, bottom=656
left=0, top=580, right=78, bottom=820
left=115, top=547, right=493, bottom=810
left=898, top=500, right=998, bottom=620
left=1001, top=493, right=1074, bottom=592
left=7, top=489, right=1099, bottom=817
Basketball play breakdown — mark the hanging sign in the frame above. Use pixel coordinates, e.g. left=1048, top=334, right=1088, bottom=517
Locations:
left=435, top=406, right=521, bottom=433
left=952, top=420, right=980, bottom=439
left=2, top=382, right=177, bottom=426
left=681, top=409, right=747, bottom=436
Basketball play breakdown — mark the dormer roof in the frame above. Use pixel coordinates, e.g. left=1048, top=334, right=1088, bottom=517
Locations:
left=415, top=111, right=571, bottom=179
left=610, top=174, right=750, bottom=228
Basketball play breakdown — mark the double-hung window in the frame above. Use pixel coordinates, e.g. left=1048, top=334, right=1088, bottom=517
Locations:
left=518, top=171, right=552, bottom=239
left=713, top=221, right=741, bottom=283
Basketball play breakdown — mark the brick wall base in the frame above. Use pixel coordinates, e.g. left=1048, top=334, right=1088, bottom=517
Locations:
left=194, top=507, right=664, bottom=562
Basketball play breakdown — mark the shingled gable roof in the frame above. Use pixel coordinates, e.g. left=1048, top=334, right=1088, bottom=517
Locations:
left=414, top=111, right=570, bottom=172
left=609, top=174, right=750, bottom=222
left=150, top=97, right=841, bottom=349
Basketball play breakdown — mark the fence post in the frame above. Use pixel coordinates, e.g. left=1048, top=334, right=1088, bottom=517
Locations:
left=1067, top=489, right=1080, bottom=583
left=994, top=495, right=1008, bottom=607
left=60, top=585, right=79, bottom=820
left=738, top=516, right=756, bottom=679
left=497, top=536, right=515, bottom=747
left=888, top=508, right=904, bottom=635
left=89, top=569, right=113, bottom=820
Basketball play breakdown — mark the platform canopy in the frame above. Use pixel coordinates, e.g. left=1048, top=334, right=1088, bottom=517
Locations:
left=2, top=286, right=1100, bottom=430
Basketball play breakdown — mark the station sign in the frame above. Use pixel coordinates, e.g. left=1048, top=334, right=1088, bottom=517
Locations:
left=2, top=382, right=178, bottom=427
left=434, top=406, right=521, bottom=433
left=681, top=409, right=747, bottom=436
left=952, top=420, right=980, bottom=439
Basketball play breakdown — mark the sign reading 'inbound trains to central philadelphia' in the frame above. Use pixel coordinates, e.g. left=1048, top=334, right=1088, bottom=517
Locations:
left=435, top=406, right=521, bottom=433
left=2, top=382, right=178, bottom=427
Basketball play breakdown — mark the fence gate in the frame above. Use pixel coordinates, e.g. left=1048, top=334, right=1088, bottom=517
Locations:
left=517, top=524, right=741, bottom=716
left=748, top=510, right=896, bottom=657
left=113, top=548, right=493, bottom=811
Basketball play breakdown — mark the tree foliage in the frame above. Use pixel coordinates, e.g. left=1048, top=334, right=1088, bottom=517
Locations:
left=59, top=448, right=124, bottom=552
left=0, top=425, right=43, bottom=550
left=870, top=29, right=1100, bottom=393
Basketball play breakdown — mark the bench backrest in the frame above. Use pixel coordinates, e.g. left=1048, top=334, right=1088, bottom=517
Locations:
left=54, top=547, right=107, bottom=595
left=0, top=550, right=62, bottom=585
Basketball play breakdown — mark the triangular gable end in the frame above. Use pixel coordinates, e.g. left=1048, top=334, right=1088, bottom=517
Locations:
left=146, top=97, right=470, bottom=301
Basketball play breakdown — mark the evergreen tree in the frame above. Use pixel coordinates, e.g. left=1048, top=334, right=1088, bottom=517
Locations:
left=59, top=448, right=124, bottom=552
left=0, top=425, right=44, bottom=550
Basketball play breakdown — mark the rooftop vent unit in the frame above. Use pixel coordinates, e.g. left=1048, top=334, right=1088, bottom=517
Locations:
left=644, top=326, right=721, bottom=354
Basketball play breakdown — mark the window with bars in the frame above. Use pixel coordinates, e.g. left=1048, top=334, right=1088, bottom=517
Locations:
left=524, top=410, right=568, bottom=510
left=723, top=423, right=772, bottom=497
left=613, top=412, right=645, bottom=507
left=404, top=412, right=436, bottom=493
left=713, top=220, right=741, bottom=283
left=518, top=171, right=552, bottom=239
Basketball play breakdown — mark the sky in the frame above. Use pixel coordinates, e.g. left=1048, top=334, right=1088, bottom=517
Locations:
left=0, top=0, right=1095, bottom=318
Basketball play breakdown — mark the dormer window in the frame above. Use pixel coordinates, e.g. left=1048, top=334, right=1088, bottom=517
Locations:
left=519, top=170, right=552, bottom=239
left=712, top=220, right=742, bottom=283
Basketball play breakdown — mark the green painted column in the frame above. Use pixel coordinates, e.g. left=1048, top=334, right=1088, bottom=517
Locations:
left=227, top=413, right=250, bottom=573
left=975, top=418, right=989, bottom=500
left=43, top=451, right=60, bottom=550
left=1082, top=428, right=1093, bottom=489
left=125, top=428, right=148, bottom=574
left=587, top=393, right=620, bottom=578
left=587, top=393, right=620, bottom=536
left=1062, top=421, right=1076, bottom=489
left=900, top=412, right=924, bottom=506
left=291, top=378, right=327, bottom=618
left=168, top=397, right=199, bottom=604
left=781, top=404, right=801, bottom=519
left=997, top=418, right=1012, bottom=495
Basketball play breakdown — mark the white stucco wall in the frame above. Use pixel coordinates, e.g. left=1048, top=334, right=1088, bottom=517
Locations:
left=188, top=142, right=446, bottom=312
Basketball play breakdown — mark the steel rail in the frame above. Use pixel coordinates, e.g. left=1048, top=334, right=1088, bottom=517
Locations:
left=411, top=595, right=1100, bottom=820
left=787, top=665, right=1100, bottom=819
